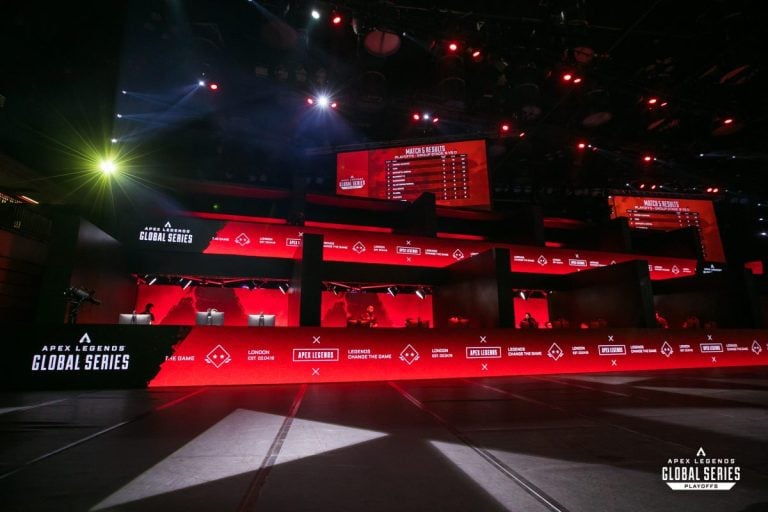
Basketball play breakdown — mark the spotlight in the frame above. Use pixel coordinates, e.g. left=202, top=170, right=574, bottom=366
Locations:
left=572, top=77, right=582, bottom=84
left=116, top=113, right=123, bottom=118
left=470, top=49, right=482, bottom=60
left=317, top=95, right=329, bottom=107
left=642, top=154, right=654, bottom=163
left=412, top=113, right=421, bottom=121
left=562, top=73, right=573, bottom=82
left=121, top=90, right=127, bottom=95
left=647, top=97, right=658, bottom=105
left=182, top=279, right=193, bottom=290
left=723, top=118, right=734, bottom=125
left=209, top=83, right=219, bottom=91
left=311, top=9, right=321, bottom=20
left=330, top=101, right=338, bottom=109
left=501, top=123, right=510, bottom=132
left=99, top=160, right=117, bottom=175
left=432, top=117, right=439, bottom=123
left=447, top=41, right=459, bottom=52
left=279, top=283, right=289, bottom=294
left=415, top=287, right=426, bottom=300
left=307, top=97, right=315, bottom=105
left=577, top=142, right=587, bottom=150
left=387, top=286, right=398, bottom=297
left=422, top=113, right=430, bottom=120
left=111, top=138, right=118, bottom=144
left=148, top=276, right=157, bottom=286
left=331, top=13, right=342, bottom=25
left=519, top=132, right=526, bottom=138
left=198, top=80, right=206, bottom=87
left=519, top=290, right=527, bottom=300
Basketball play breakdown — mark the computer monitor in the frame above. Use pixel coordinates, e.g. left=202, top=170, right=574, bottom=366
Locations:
left=248, top=314, right=276, bottom=327
left=118, top=313, right=152, bottom=325
left=195, top=310, right=225, bottom=326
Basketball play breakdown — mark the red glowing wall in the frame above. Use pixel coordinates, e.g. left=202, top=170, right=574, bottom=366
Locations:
left=148, top=327, right=768, bottom=387
left=135, top=284, right=291, bottom=326
left=320, top=291, right=434, bottom=327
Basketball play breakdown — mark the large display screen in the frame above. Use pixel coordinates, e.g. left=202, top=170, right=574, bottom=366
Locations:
left=608, top=195, right=725, bottom=262
left=336, top=139, right=490, bottom=208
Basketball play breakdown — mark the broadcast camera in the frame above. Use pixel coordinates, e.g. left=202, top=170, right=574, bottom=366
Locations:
left=64, top=286, right=101, bottom=324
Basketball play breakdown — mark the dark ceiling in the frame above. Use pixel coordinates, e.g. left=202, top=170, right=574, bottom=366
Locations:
left=1, top=1, right=766, bottom=253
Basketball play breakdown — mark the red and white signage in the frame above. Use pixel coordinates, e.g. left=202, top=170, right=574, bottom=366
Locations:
left=149, top=328, right=768, bottom=387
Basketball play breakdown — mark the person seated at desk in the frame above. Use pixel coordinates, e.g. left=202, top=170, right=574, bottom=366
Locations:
left=141, top=303, right=155, bottom=324
left=359, top=305, right=377, bottom=327
left=519, top=312, right=539, bottom=329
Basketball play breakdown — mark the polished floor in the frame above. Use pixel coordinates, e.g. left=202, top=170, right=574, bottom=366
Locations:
left=1, top=370, right=767, bottom=512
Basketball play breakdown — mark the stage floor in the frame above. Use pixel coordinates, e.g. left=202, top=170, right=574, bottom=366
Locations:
left=1, top=370, right=767, bottom=511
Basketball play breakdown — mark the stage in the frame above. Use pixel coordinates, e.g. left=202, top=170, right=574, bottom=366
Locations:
left=1, top=370, right=767, bottom=511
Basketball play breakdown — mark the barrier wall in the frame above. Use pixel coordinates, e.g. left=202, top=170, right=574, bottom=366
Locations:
left=6, top=325, right=765, bottom=389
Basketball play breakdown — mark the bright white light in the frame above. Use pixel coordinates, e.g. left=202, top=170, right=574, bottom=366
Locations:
left=311, top=9, right=320, bottom=19
left=110, top=138, right=118, bottom=144
left=317, top=95, right=330, bottom=108
left=91, top=409, right=386, bottom=510
left=423, top=113, right=430, bottom=120
left=115, top=113, right=122, bottom=118
left=99, top=160, right=117, bottom=175
left=198, top=79, right=205, bottom=87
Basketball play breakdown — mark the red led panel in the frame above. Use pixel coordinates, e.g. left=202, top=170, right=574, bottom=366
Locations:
left=149, top=327, right=768, bottom=387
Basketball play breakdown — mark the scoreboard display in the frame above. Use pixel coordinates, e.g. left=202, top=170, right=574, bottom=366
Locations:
left=336, top=139, right=490, bottom=208
left=609, top=195, right=725, bottom=262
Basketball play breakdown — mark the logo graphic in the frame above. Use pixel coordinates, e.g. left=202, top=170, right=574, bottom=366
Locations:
left=138, top=221, right=194, bottom=244
left=79, top=333, right=92, bottom=344
left=285, top=237, right=302, bottom=247
left=661, top=341, right=674, bottom=358
left=292, top=349, right=339, bottom=362
left=598, top=344, right=627, bottom=356
left=396, top=245, right=422, bottom=256
left=399, top=344, right=420, bottom=365
left=752, top=340, right=762, bottom=355
left=353, top=241, right=366, bottom=254
left=339, top=177, right=366, bottom=190
left=452, top=249, right=465, bottom=260
left=465, top=347, right=501, bottom=359
left=537, top=255, right=548, bottom=266
left=547, top=343, right=564, bottom=361
left=661, top=447, right=740, bottom=490
left=700, top=343, right=723, bottom=353
left=671, top=265, right=680, bottom=274
left=205, top=345, right=232, bottom=368
left=235, top=233, right=251, bottom=246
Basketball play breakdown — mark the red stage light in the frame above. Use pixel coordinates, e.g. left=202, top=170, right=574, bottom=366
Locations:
left=660, top=101, right=668, bottom=107
left=577, top=142, right=587, bottom=150
left=448, top=42, right=459, bottom=52
left=307, top=97, right=315, bottom=105
left=713, top=187, right=719, bottom=193
left=651, top=184, right=657, bottom=190
left=471, top=49, right=481, bottom=58
left=643, top=155, right=654, bottom=162
left=331, top=14, right=342, bottom=25
left=519, top=132, right=526, bottom=138
left=706, top=187, right=713, bottom=193
left=432, top=117, right=439, bottom=123
left=501, top=123, right=510, bottom=132
left=562, top=73, right=573, bottom=82
left=648, top=97, right=658, bottom=105
left=572, top=77, right=582, bottom=84
left=209, top=83, right=219, bottom=91
left=723, top=118, right=734, bottom=125
left=412, top=113, right=420, bottom=121
left=330, top=101, right=338, bottom=109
